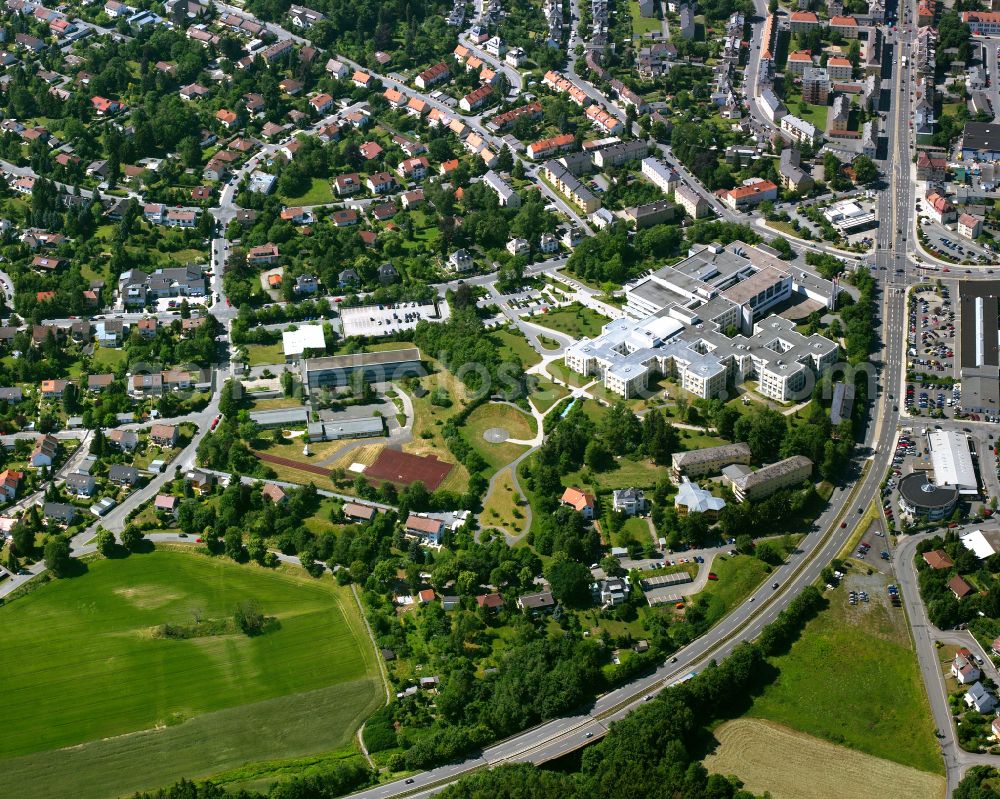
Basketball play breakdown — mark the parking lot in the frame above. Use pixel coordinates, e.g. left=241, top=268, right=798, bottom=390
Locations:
left=919, top=213, right=995, bottom=265
left=340, top=302, right=441, bottom=338
left=905, top=285, right=957, bottom=418
left=885, top=423, right=995, bottom=524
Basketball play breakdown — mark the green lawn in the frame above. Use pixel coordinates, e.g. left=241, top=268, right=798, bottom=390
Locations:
left=462, top=403, right=535, bottom=472
left=629, top=0, right=662, bottom=35
left=534, top=303, right=609, bottom=339
left=492, top=327, right=542, bottom=368
left=746, top=577, right=942, bottom=774
left=247, top=342, right=287, bottom=366
left=796, top=102, right=830, bottom=132
left=545, top=358, right=591, bottom=388
left=565, top=454, right=665, bottom=491
left=279, top=177, right=334, bottom=206
left=0, top=550, right=380, bottom=796
left=611, top=515, right=652, bottom=549
left=695, top=552, right=775, bottom=627
left=528, top=376, right=570, bottom=413
left=92, top=345, right=127, bottom=369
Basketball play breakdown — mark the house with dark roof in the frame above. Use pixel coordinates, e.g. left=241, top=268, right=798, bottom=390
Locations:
left=66, top=472, right=96, bottom=496
left=108, top=429, right=138, bottom=451
left=516, top=591, right=556, bottom=614
left=949, top=574, right=975, bottom=599
left=44, top=502, right=76, bottom=524
left=108, top=465, right=140, bottom=486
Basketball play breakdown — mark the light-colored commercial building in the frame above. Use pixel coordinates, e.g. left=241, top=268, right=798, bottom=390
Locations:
left=670, top=442, right=752, bottom=482
left=724, top=455, right=813, bottom=501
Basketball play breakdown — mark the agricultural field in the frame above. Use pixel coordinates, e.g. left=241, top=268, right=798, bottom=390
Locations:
left=0, top=551, right=381, bottom=798
left=704, top=719, right=944, bottom=799
left=745, top=570, right=943, bottom=774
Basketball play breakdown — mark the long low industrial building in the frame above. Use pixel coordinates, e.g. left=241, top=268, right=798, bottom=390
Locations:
left=248, top=407, right=310, bottom=428
left=927, top=429, right=978, bottom=495
left=308, top=417, right=385, bottom=441
left=959, top=280, right=1000, bottom=414
left=303, top=348, right=423, bottom=389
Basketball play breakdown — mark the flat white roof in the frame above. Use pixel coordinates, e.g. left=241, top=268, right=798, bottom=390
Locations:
left=282, top=324, right=326, bottom=357
left=960, top=529, right=1000, bottom=559
left=928, top=430, right=978, bottom=494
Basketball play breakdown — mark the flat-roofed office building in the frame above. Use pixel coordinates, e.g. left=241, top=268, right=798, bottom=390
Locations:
left=303, top=348, right=422, bottom=389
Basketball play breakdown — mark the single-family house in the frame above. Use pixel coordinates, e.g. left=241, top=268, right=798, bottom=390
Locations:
left=66, top=472, right=97, bottom=497
left=612, top=487, right=647, bottom=516
left=109, top=465, right=140, bottom=486
left=150, top=424, right=178, bottom=447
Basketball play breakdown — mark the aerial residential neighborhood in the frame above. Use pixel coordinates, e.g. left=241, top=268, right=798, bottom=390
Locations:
left=1, top=0, right=1000, bottom=798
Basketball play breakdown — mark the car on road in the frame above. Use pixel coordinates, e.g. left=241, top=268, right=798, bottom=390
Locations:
left=772, top=582, right=779, bottom=590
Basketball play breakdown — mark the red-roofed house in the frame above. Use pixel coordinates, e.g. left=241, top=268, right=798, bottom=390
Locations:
left=925, top=191, right=957, bottom=224
left=352, top=70, right=376, bottom=89
left=366, top=172, right=396, bottom=194
left=309, top=93, right=334, bottom=114
left=916, top=151, right=948, bottom=181
left=405, top=514, right=444, bottom=543
left=397, top=156, right=430, bottom=179
left=723, top=180, right=778, bottom=210
left=91, top=96, right=122, bottom=115
left=459, top=84, right=493, bottom=112
left=826, top=56, right=852, bottom=80
left=215, top=109, right=239, bottom=129
left=949, top=574, right=975, bottom=599
left=789, top=11, right=819, bottom=31
left=262, top=482, right=287, bottom=503
left=359, top=141, right=383, bottom=161
left=561, top=486, right=596, bottom=519
left=415, top=61, right=450, bottom=90
left=786, top=50, right=814, bottom=76
left=829, top=15, right=859, bottom=37
left=476, top=593, right=504, bottom=611
left=0, top=468, right=22, bottom=500
left=922, top=549, right=954, bottom=569
left=335, top=173, right=362, bottom=196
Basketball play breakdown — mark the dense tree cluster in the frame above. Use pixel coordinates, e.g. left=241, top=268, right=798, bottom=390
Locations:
left=566, top=226, right=640, bottom=284
left=915, top=534, right=999, bottom=629
left=414, top=309, right=526, bottom=398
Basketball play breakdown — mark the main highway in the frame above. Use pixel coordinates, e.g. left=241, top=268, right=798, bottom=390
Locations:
left=348, top=31, right=916, bottom=799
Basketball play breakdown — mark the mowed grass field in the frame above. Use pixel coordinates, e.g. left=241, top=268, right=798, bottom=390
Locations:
left=745, top=573, right=943, bottom=774
left=0, top=551, right=381, bottom=796
left=462, top=403, right=536, bottom=472
left=705, top=719, right=944, bottom=799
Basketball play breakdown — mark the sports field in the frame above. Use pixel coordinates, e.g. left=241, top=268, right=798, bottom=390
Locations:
left=0, top=551, right=381, bottom=797
left=705, top=719, right=944, bottom=799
